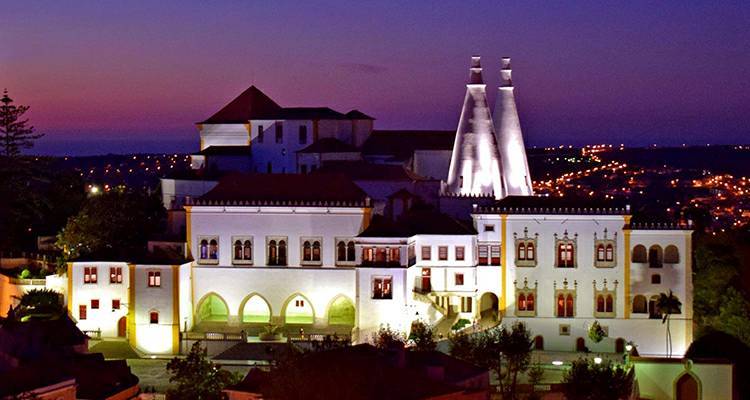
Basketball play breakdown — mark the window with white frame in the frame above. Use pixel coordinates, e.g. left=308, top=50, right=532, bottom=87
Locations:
left=148, top=271, right=161, bottom=288
left=421, top=246, right=431, bottom=261
left=336, top=239, right=356, bottom=264
left=555, top=232, right=577, bottom=268
left=438, top=246, right=448, bottom=261
left=83, top=267, right=97, bottom=284
left=198, top=236, right=219, bottom=264
left=461, top=297, right=473, bottom=313
left=515, top=278, right=537, bottom=317
left=232, top=237, right=253, bottom=265
left=301, top=237, right=323, bottom=265
left=372, top=276, right=393, bottom=299
left=478, top=244, right=489, bottom=265
left=267, top=237, right=288, bottom=266
left=109, top=267, right=123, bottom=284
left=594, top=231, right=617, bottom=268
left=455, top=246, right=465, bottom=261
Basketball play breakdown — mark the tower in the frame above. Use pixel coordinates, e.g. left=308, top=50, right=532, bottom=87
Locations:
left=493, top=57, right=534, bottom=196
left=445, top=56, right=505, bottom=199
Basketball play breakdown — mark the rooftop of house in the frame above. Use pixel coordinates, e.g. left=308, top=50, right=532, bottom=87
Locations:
left=297, top=138, right=360, bottom=154
left=196, top=145, right=252, bottom=156
left=359, top=208, right=476, bottom=237
left=193, top=172, right=369, bottom=206
left=362, top=130, right=456, bottom=161
left=199, top=86, right=371, bottom=124
left=314, top=160, right=426, bottom=181
left=473, top=195, right=630, bottom=215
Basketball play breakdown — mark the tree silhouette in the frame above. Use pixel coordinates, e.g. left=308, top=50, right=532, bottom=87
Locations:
left=0, top=89, right=42, bottom=158
left=656, top=290, right=682, bottom=357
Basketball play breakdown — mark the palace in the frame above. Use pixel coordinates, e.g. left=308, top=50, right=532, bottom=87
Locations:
left=65, top=56, right=693, bottom=358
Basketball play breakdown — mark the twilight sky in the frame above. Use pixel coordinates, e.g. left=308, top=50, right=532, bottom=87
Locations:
left=2, top=1, right=749, bottom=155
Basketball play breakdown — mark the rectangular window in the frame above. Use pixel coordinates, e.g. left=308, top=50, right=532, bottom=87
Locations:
left=455, top=246, right=465, bottom=261
left=490, top=245, right=501, bottom=265
left=112, top=299, right=120, bottom=310
left=148, top=271, right=161, bottom=287
left=79, top=305, right=87, bottom=320
left=91, top=299, right=99, bottom=309
left=372, top=276, right=393, bottom=299
left=484, top=224, right=495, bottom=232
left=275, top=123, right=283, bottom=143
left=257, top=125, right=264, bottom=143
left=421, top=246, right=431, bottom=261
left=83, top=267, right=98, bottom=284
left=150, top=312, right=159, bottom=324
left=295, top=299, right=305, bottom=307
left=110, top=267, right=122, bottom=284
left=455, top=273, right=464, bottom=285
left=478, top=245, right=488, bottom=265
left=408, top=244, right=416, bottom=266
left=438, top=246, right=448, bottom=261
left=299, top=125, right=307, bottom=144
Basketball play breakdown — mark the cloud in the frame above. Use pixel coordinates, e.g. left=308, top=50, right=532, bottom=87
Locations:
left=338, top=62, right=388, bottom=74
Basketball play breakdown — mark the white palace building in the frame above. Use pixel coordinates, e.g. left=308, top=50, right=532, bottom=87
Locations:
left=65, top=57, right=693, bottom=358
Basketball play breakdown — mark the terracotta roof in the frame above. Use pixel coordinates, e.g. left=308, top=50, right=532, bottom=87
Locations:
left=297, top=138, right=359, bottom=154
left=474, top=195, right=629, bottom=215
left=193, top=173, right=369, bottom=206
left=197, top=145, right=252, bottom=156
left=359, top=210, right=476, bottom=237
left=200, top=86, right=370, bottom=123
left=315, top=161, right=424, bottom=181
left=362, top=130, right=455, bottom=161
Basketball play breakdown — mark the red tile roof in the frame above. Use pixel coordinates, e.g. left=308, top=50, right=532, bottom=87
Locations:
left=194, top=173, right=369, bottom=206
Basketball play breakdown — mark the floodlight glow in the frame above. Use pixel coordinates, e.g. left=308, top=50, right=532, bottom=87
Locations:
left=625, top=344, right=633, bottom=352
left=594, top=357, right=602, bottom=364
left=552, top=360, right=563, bottom=366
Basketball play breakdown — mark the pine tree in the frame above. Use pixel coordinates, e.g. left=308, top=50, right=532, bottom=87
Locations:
left=0, top=89, right=42, bottom=158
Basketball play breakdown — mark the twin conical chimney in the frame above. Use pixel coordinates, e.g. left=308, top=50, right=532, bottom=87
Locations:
left=493, top=57, right=534, bottom=196
left=445, top=56, right=505, bottom=199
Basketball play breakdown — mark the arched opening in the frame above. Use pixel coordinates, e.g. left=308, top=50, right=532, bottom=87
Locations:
left=615, top=337, right=626, bottom=353
left=526, top=243, right=535, bottom=260
left=597, top=295, right=605, bottom=312
left=517, top=243, right=526, bottom=260
left=241, top=294, right=272, bottom=323
left=337, top=241, right=346, bottom=261
left=675, top=372, right=700, bottom=400
left=479, top=292, right=499, bottom=321
left=596, top=244, right=605, bottom=262
left=633, top=295, right=647, bottom=314
left=196, top=293, right=229, bottom=323
left=117, top=316, right=127, bottom=337
left=606, top=244, right=614, bottom=261
left=534, top=335, right=544, bottom=350
left=632, top=245, right=647, bottom=263
left=527, top=293, right=535, bottom=311
left=649, top=245, right=663, bottom=268
left=606, top=294, right=613, bottom=312
left=346, top=242, right=355, bottom=261
left=665, top=245, right=680, bottom=264
left=648, top=295, right=661, bottom=319
left=283, top=294, right=314, bottom=325
left=327, top=296, right=355, bottom=326
left=576, top=337, right=586, bottom=352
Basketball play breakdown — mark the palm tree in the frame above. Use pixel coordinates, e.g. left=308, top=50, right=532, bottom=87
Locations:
left=656, top=290, right=682, bottom=357
left=12, top=288, right=64, bottom=320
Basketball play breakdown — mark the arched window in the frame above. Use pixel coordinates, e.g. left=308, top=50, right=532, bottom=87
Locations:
left=337, top=241, right=346, bottom=261
left=234, top=240, right=243, bottom=260
left=526, top=243, right=535, bottom=261
left=278, top=240, right=287, bottom=265
left=243, top=240, right=252, bottom=260
left=534, top=335, right=544, bottom=350
left=649, top=245, right=663, bottom=268
left=557, top=242, right=575, bottom=267
left=632, top=295, right=647, bottom=313
left=606, top=295, right=613, bottom=313
left=303, top=241, right=312, bottom=261
left=517, top=243, right=526, bottom=261
left=557, top=294, right=565, bottom=317
left=632, top=245, right=647, bottom=263
left=312, top=241, right=321, bottom=261
left=347, top=242, right=355, bottom=261
left=200, top=240, right=209, bottom=260
left=597, top=244, right=605, bottom=262
left=209, top=239, right=218, bottom=259
left=664, top=245, right=679, bottom=264
left=526, top=293, right=535, bottom=311
left=576, top=337, right=586, bottom=352
left=268, top=240, right=278, bottom=265
left=518, top=293, right=527, bottom=311
left=566, top=294, right=574, bottom=317
left=597, top=295, right=605, bottom=312
left=648, top=295, right=660, bottom=319
left=605, top=244, right=614, bottom=262
left=615, top=338, right=626, bottom=353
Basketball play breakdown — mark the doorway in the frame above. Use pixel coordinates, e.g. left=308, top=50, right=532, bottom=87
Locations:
left=117, top=316, right=127, bottom=337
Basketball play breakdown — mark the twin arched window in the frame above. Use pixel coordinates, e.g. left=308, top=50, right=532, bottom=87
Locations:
left=303, top=240, right=322, bottom=263
left=517, top=292, right=535, bottom=312
left=556, top=293, right=575, bottom=317
left=517, top=242, right=535, bottom=261
left=233, top=239, right=252, bottom=262
left=199, top=238, right=219, bottom=262
left=596, top=294, right=614, bottom=313
left=337, top=241, right=356, bottom=263
left=596, top=243, right=614, bottom=262
left=268, top=240, right=287, bottom=266
left=557, top=242, right=575, bottom=268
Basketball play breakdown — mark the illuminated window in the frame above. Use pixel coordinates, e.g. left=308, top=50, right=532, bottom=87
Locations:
left=516, top=288, right=536, bottom=317
left=556, top=292, right=575, bottom=318
left=91, top=299, right=99, bottom=309
left=455, top=273, right=464, bottom=285
left=478, top=245, right=489, bottom=265
left=148, top=271, right=161, bottom=287
left=595, top=239, right=616, bottom=267
left=109, top=267, right=122, bottom=284
left=389, top=247, right=400, bottom=263
left=363, top=247, right=375, bottom=262
left=275, top=123, right=283, bottom=143
left=421, top=246, right=431, bottom=261
left=438, top=246, right=448, bottom=261
left=299, top=125, right=307, bottom=144
left=112, top=299, right=120, bottom=310
left=557, top=242, right=575, bottom=268
left=83, top=267, right=97, bottom=284
left=517, top=243, right=526, bottom=261
left=372, top=276, right=393, bottom=299
left=596, top=244, right=605, bottom=262
left=198, top=236, right=219, bottom=264
left=606, top=244, right=614, bottom=261
left=455, top=246, right=465, bottom=261
left=79, top=305, right=87, bottom=320
left=150, top=311, right=159, bottom=324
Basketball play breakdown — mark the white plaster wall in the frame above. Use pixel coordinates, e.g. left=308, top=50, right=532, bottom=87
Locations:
left=356, top=267, right=409, bottom=340
left=189, top=206, right=367, bottom=268
left=134, top=265, right=176, bottom=354
left=69, top=262, right=130, bottom=337
left=633, top=359, right=734, bottom=400
left=179, top=263, right=194, bottom=331
left=160, top=178, right=218, bottom=210
left=200, top=124, right=249, bottom=150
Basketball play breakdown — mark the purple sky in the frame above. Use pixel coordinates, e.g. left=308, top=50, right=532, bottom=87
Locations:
left=2, top=1, right=749, bottom=155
